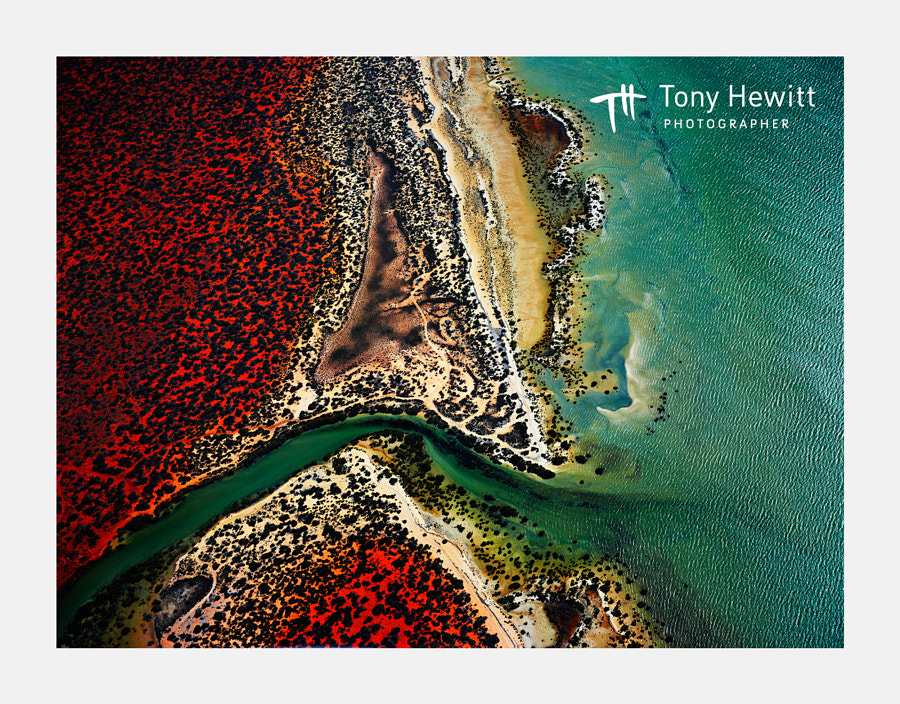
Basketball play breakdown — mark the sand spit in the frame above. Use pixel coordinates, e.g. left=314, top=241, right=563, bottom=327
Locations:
left=261, top=57, right=557, bottom=470
left=356, top=431, right=663, bottom=648
left=418, top=56, right=553, bottom=463
left=165, top=57, right=630, bottom=504
left=461, top=58, right=625, bottom=468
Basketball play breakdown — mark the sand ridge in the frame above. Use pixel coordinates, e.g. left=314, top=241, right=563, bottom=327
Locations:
left=418, top=56, right=552, bottom=350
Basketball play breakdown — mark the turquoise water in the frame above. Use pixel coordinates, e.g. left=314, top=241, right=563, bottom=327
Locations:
left=505, top=57, right=843, bottom=647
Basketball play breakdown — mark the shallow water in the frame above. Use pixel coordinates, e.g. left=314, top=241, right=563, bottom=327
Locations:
left=504, top=56, right=843, bottom=647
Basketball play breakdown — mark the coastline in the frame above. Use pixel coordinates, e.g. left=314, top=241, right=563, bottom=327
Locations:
left=61, top=57, right=662, bottom=648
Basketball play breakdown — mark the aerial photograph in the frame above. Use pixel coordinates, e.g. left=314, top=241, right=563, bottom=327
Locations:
left=56, top=56, right=843, bottom=648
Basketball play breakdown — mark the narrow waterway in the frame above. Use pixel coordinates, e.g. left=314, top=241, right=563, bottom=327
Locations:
left=58, top=413, right=714, bottom=643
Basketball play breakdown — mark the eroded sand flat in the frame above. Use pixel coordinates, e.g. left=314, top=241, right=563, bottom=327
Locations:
left=315, top=148, right=429, bottom=381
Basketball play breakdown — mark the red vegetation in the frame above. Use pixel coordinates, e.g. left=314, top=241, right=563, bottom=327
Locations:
left=57, top=58, right=336, bottom=587
left=274, top=535, right=499, bottom=647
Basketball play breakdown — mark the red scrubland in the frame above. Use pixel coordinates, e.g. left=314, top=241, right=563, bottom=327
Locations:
left=274, top=535, right=500, bottom=647
left=57, top=57, right=337, bottom=587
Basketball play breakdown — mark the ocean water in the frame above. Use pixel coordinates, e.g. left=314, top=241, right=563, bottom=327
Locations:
left=504, top=57, right=843, bottom=647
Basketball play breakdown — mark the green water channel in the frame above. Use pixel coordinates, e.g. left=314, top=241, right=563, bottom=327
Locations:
left=58, top=413, right=716, bottom=644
